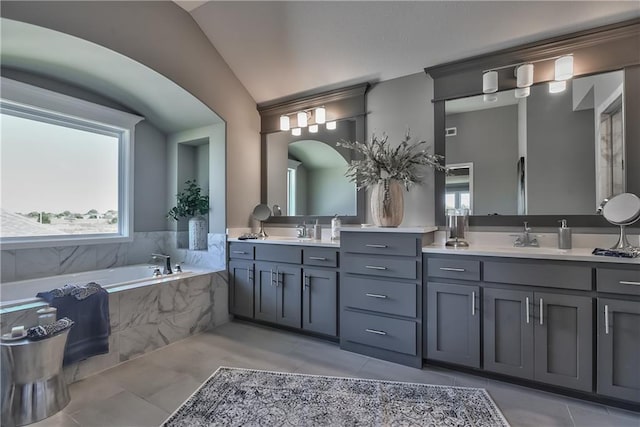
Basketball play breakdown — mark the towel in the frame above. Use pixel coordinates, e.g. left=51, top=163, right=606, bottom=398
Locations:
left=37, top=283, right=110, bottom=365
left=27, top=317, right=75, bottom=341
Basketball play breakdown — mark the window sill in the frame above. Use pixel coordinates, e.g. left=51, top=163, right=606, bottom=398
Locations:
left=0, top=234, right=134, bottom=251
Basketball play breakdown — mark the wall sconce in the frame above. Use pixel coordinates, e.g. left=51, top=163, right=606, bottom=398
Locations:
left=482, top=54, right=574, bottom=101
left=279, top=106, right=336, bottom=135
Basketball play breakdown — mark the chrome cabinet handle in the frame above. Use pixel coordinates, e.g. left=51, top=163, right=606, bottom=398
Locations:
left=308, top=256, right=327, bottom=261
left=365, top=265, right=387, bottom=270
left=619, top=281, right=640, bottom=286
left=365, top=293, right=388, bottom=299
left=605, top=304, right=610, bottom=335
left=270, top=269, right=275, bottom=286
left=276, top=269, right=281, bottom=287
left=365, top=328, right=387, bottom=336
left=304, top=274, right=310, bottom=290
left=539, top=298, right=544, bottom=326
left=440, top=267, right=466, bottom=272
left=525, top=297, right=530, bottom=324
left=232, top=250, right=247, bottom=254
left=471, top=291, right=476, bottom=316
left=365, top=244, right=387, bottom=248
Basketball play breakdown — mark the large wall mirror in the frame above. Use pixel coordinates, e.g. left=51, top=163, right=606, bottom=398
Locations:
left=258, top=84, right=368, bottom=224
left=444, top=70, right=624, bottom=216
left=427, top=19, right=639, bottom=227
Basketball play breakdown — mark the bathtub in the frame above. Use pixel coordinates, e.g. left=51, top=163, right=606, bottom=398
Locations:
left=0, top=264, right=200, bottom=310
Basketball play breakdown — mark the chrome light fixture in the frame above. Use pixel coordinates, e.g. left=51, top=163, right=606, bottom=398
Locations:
left=281, top=106, right=335, bottom=136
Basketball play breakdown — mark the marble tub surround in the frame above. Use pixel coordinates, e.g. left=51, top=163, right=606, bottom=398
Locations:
left=0, top=270, right=229, bottom=384
left=1, top=231, right=227, bottom=283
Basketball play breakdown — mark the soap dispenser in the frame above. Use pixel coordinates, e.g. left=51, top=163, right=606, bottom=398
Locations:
left=558, top=219, right=572, bottom=249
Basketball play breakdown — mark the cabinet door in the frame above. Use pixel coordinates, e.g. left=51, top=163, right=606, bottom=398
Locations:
left=276, top=264, right=302, bottom=328
left=597, top=298, right=640, bottom=402
left=302, top=268, right=338, bottom=336
left=228, top=260, right=254, bottom=318
left=254, top=261, right=278, bottom=323
left=426, top=282, right=480, bottom=368
left=484, top=288, right=534, bottom=379
left=534, top=292, right=592, bottom=392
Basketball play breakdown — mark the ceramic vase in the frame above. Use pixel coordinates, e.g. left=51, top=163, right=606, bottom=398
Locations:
left=188, top=215, right=207, bottom=250
left=370, top=179, right=404, bottom=227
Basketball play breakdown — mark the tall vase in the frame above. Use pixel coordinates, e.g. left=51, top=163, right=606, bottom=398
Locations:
left=370, top=179, right=404, bottom=227
left=188, top=216, right=207, bottom=250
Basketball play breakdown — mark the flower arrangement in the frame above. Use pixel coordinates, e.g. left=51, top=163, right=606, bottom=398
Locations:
left=167, top=180, right=209, bottom=221
left=337, top=131, right=447, bottom=190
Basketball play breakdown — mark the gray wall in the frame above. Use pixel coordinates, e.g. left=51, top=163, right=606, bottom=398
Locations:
left=527, top=81, right=595, bottom=214
left=366, top=72, right=436, bottom=226
left=446, top=105, right=519, bottom=215
left=2, top=1, right=260, bottom=228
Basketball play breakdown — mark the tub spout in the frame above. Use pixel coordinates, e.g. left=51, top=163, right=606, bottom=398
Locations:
left=151, top=253, right=172, bottom=275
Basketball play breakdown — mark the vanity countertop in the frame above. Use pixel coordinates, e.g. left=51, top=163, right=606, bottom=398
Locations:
left=422, top=245, right=640, bottom=265
left=227, top=236, right=339, bottom=248
left=341, top=226, right=438, bottom=234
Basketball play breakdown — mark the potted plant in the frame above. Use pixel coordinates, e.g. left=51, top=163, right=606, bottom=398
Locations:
left=338, top=132, right=447, bottom=227
left=167, top=180, right=210, bottom=250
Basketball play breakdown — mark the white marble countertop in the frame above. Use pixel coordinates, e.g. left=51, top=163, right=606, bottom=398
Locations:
left=422, top=245, right=640, bottom=265
left=228, top=236, right=340, bottom=248
left=340, top=226, right=438, bottom=234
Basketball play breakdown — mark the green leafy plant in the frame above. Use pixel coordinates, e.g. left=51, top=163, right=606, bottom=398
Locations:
left=167, top=180, right=209, bottom=221
left=337, top=131, right=448, bottom=190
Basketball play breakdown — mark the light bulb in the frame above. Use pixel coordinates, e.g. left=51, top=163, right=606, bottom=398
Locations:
left=516, top=64, right=534, bottom=88
left=291, top=128, right=301, bottom=136
left=309, top=124, right=318, bottom=133
left=315, top=107, right=326, bottom=124
left=549, top=80, right=566, bottom=93
left=326, top=121, right=337, bottom=130
left=279, top=115, right=290, bottom=131
left=554, top=55, right=573, bottom=81
left=297, top=111, right=308, bottom=128
left=483, top=71, right=498, bottom=94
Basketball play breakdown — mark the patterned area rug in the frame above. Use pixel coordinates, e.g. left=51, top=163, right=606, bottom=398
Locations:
left=163, top=367, right=510, bottom=426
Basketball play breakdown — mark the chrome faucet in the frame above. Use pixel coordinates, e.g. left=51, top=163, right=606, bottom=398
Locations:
left=512, top=222, right=539, bottom=247
left=151, top=253, right=172, bottom=275
left=296, top=222, right=307, bottom=238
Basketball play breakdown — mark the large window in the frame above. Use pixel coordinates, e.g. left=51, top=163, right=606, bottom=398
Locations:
left=0, top=78, right=142, bottom=248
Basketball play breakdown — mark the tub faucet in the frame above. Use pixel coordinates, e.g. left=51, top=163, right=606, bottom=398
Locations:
left=151, top=253, right=172, bottom=275
left=512, top=222, right=539, bottom=247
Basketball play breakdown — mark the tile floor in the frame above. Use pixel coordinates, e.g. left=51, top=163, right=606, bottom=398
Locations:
left=33, top=321, right=639, bottom=427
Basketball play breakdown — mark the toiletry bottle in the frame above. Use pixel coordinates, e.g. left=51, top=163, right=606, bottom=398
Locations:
left=314, top=219, right=322, bottom=240
left=331, top=215, right=341, bottom=241
left=558, top=219, right=572, bottom=249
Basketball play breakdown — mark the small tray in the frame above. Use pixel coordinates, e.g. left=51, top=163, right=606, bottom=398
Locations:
left=1, top=331, right=28, bottom=341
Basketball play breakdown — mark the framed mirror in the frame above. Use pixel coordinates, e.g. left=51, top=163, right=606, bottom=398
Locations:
left=258, top=84, right=368, bottom=224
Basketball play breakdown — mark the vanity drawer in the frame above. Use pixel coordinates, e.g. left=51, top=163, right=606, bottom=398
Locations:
left=484, top=260, right=592, bottom=290
left=341, top=310, right=417, bottom=356
left=303, top=247, right=338, bottom=268
left=342, top=276, right=417, bottom=317
left=597, top=267, right=640, bottom=296
left=342, top=253, right=417, bottom=280
left=341, top=232, right=419, bottom=257
left=254, top=245, right=302, bottom=264
left=427, top=258, right=480, bottom=281
left=229, top=242, right=254, bottom=260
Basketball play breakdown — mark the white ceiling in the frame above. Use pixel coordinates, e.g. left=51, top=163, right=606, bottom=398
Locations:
left=188, top=1, right=640, bottom=104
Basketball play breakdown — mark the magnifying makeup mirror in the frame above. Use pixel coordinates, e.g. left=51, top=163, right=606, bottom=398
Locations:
left=252, top=204, right=272, bottom=238
left=601, top=193, right=640, bottom=250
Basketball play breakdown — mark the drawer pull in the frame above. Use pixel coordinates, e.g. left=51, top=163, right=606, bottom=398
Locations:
left=525, top=297, right=530, bottom=324
left=539, top=298, right=544, bottom=326
left=471, top=291, right=476, bottom=316
left=365, top=265, right=387, bottom=271
left=232, top=251, right=248, bottom=254
left=365, top=293, right=388, bottom=299
left=308, top=256, right=327, bottom=261
left=365, top=328, right=387, bottom=336
left=619, top=280, right=640, bottom=286
left=365, top=244, right=387, bottom=248
left=440, top=267, right=466, bottom=272
left=604, top=304, right=610, bottom=335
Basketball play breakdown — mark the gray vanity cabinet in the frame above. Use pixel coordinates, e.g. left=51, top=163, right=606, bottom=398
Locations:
left=597, top=297, right=640, bottom=402
left=483, top=288, right=534, bottom=379
left=228, top=259, right=254, bottom=318
left=426, top=282, right=480, bottom=368
left=254, top=261, right=302, bottom=328
left=302, top=267, right=338, bottom=337
left=534, top=292, right=593, bottom=392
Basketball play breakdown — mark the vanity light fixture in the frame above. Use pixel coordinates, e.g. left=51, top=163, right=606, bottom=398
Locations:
left=548, top=80, right=567, bottom=94
left=315, top=107, right=326, bottom=124
left=516, top=63, right=534, bottom=88
left=554, top=55, right=574, bottom=81
left=297, top=111, right=308, bottom=128
left=309, top=124, right=318, bottom=133
left=291, top=127, right=301, bottom=136
left=326, top=121, right=337, bottom=130
left=482, top=71, right=498, bottom=94
left=279, top=115, right=290, bottom=131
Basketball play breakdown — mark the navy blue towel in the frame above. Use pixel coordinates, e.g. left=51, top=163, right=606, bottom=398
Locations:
left=37, top=284, right=110, bottom=365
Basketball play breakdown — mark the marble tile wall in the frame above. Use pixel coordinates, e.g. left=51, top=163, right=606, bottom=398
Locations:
left=0, top=271, right=230, bottom=384
left=0, top=231, right=227, bottom=283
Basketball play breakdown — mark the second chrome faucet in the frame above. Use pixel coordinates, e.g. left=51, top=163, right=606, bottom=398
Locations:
left=512, top=222, right=539, bottom=247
